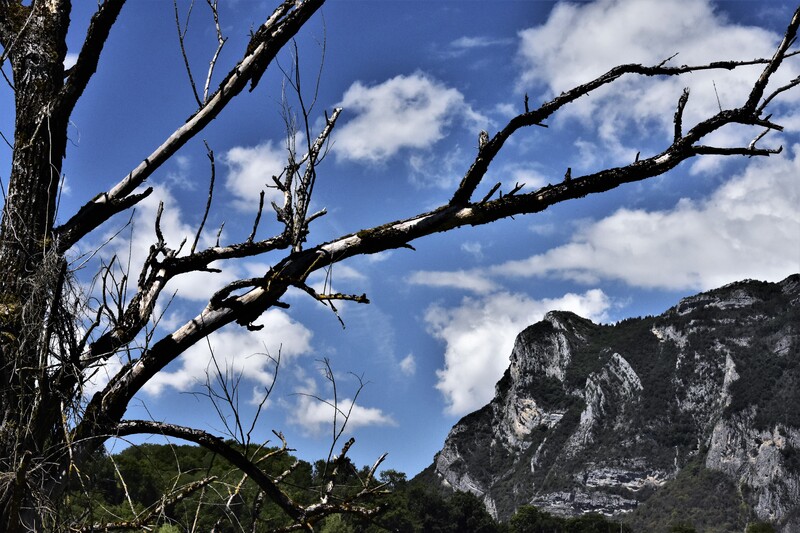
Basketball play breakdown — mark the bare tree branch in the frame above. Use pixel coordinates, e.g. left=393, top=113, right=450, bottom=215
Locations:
left=450, top=44, right=800, bottom=206
left=54, top=0, right=326, bottom=254
left=203, top=0, right=227, bottom=103
left=191, top=142, right=217, bottom=254
left=745, top=8, right=800, bottom=111
left=112, top=419, right=382, bottom=529
left=56, top=0, right=126, bottom=121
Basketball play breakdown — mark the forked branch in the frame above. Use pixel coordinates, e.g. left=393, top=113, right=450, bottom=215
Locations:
left=54, top=0, right=326, bottom=254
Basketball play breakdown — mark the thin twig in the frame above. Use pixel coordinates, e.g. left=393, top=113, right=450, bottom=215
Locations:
left=203, top=0, right=228, bottom=102
left=173, top=0, right=203, bottom=107
left=191, top=141, right=216, bottom=254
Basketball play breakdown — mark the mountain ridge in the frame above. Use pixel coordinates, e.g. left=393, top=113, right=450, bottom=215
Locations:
left=418, top=274, right=800, bottom=532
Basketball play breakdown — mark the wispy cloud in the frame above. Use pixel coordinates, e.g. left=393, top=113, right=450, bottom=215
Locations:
left=441, top=35, right=514, bottom=59
left=460, top=241, right=484, bottom=260
left=164, top=155, right=197, bottom=191
left=407, top=269, right=498, bottom=294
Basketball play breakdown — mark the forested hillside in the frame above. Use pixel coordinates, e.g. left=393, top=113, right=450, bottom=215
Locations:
left=69, top=443, right=632, bottom=532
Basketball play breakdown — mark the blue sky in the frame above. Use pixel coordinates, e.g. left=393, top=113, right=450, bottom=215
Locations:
left=4, top=0, right=798, bottom=478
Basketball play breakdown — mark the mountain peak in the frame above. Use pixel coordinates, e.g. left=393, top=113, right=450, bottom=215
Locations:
left=423, top=275, right=800, bottom=531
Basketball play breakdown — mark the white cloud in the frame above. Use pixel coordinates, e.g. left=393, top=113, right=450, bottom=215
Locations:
left=84, top=356, right=124, bottom=397
left=451, top=36, right=513, bottom=50
left=407, top=269, right=498, bottom=294
left=443, top=36, right=514, bottom=59
left=399, top=353, right=416, bottom=377
left=461, top=241, right=484, bottom=260
left=284, top=371, right=396, bottom=437
left=502, top=163, right=549, bottom=190
left=112, top=184, right=192, bottom=264
left=365, top=251, right=393, bottom=263
left=517, top=0, right=798, bottom=167
left=143, top=310, right=313, bottom=396
left=334, top=72, right=487, bottom=163
left=287, top=395, right=397, bottom=437
left=429, top=289, right=611, bottom=416
left=308, top=263, right=366, bottom=288
left=494, top=102, right=517, bottom=118
left=223, top=140, right=287, bottom=211
left=529, top=222, right=556, bottom=237
left=493, top=146, right=800, bottom=291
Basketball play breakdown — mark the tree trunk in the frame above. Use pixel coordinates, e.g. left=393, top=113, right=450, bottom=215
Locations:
left=0, top=2, right=72, bottom=530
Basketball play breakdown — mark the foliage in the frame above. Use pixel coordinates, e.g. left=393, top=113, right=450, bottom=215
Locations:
left=69, top=444, right=642, bottom=532
left=508, top=505, right=564, bottom=533
left=623, top=456, right=753, bottom=533
left=668, top=525, right=697, bottom=533
left=745, top=522, right=776, bottom=533
left=508, top=505, right=632, bottom=533
left=65, top=442, right=318, bottom=531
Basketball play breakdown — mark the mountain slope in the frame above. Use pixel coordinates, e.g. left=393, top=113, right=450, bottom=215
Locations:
left=421, top=275, right=800, bottom=532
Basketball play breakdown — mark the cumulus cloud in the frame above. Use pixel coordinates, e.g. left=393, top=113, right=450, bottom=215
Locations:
left=333, top=72, right=487, bottom=163
left=223, top=140, right=287, bottom=211
left=304, top=264, right=369, bottom=310
left=502, top=163, right=549, bottom=190
left=429, top=289, right=611, bottom=416
left=308, top=263, right=366, bottom=291
left=143, top=310, right=313, bottom=396
left=110, top=184, right=194, bottom=264
left=84, top=356, right=124, bottom=397
left=492, top=145, right=800, bottom=291
left=517, top=0, right=798, bottom=169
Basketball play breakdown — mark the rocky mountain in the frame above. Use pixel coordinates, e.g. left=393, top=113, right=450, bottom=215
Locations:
left=420, top=275, right=800, bottom=532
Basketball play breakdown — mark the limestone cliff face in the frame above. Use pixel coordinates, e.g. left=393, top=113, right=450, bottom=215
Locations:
left=424, top=275, right=800, bottom=531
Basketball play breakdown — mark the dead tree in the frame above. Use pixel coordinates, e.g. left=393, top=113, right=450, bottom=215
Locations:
left=0, top=0, right=797, bottom=530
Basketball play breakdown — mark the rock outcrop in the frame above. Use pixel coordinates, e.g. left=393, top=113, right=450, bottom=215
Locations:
left=422, top=275, right=800, bottom=531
